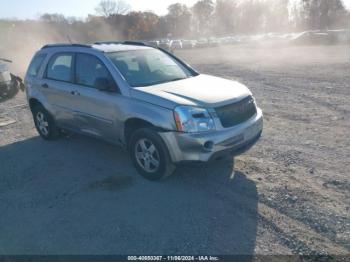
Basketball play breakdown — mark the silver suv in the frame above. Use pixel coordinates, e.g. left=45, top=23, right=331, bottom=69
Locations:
left=25, top=42, right=263, bottom=180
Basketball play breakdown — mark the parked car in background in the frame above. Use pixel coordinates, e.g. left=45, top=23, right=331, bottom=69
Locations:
left=170, top=40, right=183, bottom=50
left=0, top=58, right=12, bottom=86
left=196, top=38, right=209, bottom=48
left=0, top=58, right=24, bottom=102
left=208, top=38, right=220, bottom=47
left=145, top=40, right=159, bottom=48
left=182, top=40, right=196, bottom=49
left=159, top=40, right=172, bottom=52
left=329, top=29, right=350, bottom=44
left=25, top=42, right=263, bottom=181
left=291, top=31, right=332, bottom=45
left=220, top=36, right=240, bottom=45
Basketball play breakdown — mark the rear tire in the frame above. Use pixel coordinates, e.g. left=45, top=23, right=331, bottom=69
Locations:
left=129, top=128, right=175, bottom=181
left=32, top=104, right=60, bottom=140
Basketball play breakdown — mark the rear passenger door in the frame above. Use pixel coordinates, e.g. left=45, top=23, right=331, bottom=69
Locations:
left=70, top=53, right=121, bottom=141
left=41, top=52, right=77, bottom=129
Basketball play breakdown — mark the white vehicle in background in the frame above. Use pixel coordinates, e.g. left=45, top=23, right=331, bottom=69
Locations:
left=159, top=39, right=172, bottom=52
left=208, top=37, right=220, bottom=47
left=0, top=58, right=12, bottom=85
left=182, top=40, right=196, bottom=49
left=196, top=38, right=209, bottom=48
left=0, top=58, right=24, bottom=101
left=171, top=40, right=183, bottom=50
left=220, top=37, right=240, bottom=45
left=145, top=40, right=160, bottom=48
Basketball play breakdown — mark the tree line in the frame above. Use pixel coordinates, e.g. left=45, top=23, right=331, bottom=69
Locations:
left=1, top=0, right=349, bottom=45
left=91, top=0, right=350, bottom=39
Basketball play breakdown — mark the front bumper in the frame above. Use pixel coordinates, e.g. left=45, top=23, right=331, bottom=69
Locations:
left=160, top=108, right=263, bottom=162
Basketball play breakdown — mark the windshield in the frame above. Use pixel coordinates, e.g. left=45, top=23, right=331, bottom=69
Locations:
left=106, top=49, right=194, bottom=87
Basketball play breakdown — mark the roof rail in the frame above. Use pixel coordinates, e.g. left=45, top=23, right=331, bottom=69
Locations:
left=123, top=41, right=147, bottom=46
left=41, top=44, right=92, bottom=49
left=94, top=41, right=123, bottom=45
left=94, top=41, right=147, bottom=46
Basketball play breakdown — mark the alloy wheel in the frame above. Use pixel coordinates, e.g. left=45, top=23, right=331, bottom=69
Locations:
left=36, top=111, right=49, bottom=136
left=134, top=138, right=160, bottom=173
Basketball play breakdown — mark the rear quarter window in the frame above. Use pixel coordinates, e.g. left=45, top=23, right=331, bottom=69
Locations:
left=46, top=53, right=73, bottom=82
left=27, top=54, right=47, bottom=77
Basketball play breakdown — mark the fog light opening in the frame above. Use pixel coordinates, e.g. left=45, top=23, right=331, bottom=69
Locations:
left=203, top=141, right=214, bottom=151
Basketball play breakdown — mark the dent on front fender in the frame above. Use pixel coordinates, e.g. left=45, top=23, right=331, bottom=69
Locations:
left=123, top=99, right=176, bottom=131
left=158, top=132, right=185, bottom=162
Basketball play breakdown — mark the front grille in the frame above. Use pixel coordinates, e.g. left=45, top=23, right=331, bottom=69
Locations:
left=215, top=96, right=257, bottom=128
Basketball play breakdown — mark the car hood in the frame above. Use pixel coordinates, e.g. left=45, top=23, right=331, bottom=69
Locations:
left=130, top=74, right=252, bottom=109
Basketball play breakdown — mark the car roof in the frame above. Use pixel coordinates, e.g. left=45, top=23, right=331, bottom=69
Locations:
left=92, top=43, right=152, bottom=52
left=41, top=41, right=153, bottom=53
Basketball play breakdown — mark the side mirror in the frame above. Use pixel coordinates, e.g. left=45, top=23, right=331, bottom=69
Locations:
left=94, top=77, right=115, bottom=92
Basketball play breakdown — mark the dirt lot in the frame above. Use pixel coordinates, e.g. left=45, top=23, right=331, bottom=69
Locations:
left=0, top=45, right=349, bottom=256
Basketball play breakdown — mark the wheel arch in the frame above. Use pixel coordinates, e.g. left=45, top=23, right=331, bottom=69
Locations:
left=29, top=98, right=43, bottom=111
left=123, top=118, right=157, bottom=147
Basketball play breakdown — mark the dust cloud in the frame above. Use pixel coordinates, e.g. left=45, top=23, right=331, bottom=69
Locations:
left=0, top=19, right=121, bottom=76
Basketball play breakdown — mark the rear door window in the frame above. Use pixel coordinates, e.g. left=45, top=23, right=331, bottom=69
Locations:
left=46, top=53, right=73, bottom=82
left=28, top=54, right=47, bottom=77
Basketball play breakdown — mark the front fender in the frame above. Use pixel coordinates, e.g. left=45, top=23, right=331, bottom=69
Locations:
left=121, top=98, right=176, bottom=140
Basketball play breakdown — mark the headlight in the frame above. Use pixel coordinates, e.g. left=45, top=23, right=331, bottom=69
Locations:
left=174, top=106, right=216, bottom=133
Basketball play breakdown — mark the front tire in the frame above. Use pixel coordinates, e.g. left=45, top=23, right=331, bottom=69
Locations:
left=32, top=105, right=60, bottom=140
left=129, top=128, right=175, bottom=181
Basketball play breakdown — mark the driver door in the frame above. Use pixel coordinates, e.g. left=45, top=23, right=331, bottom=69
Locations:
left=69, top=53, right=122, bottom=142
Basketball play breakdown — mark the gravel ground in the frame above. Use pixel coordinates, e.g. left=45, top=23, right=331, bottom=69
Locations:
left=0, top=45, right=349, bottom=256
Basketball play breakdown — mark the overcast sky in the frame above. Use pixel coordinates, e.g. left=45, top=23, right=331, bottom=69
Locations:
left=0, top=0, right=349, bottom=19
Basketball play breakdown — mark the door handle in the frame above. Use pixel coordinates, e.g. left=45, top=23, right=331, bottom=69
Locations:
left=70, top=91, right=80, bottom=96
left=41, top=83, right=49, bottom=88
